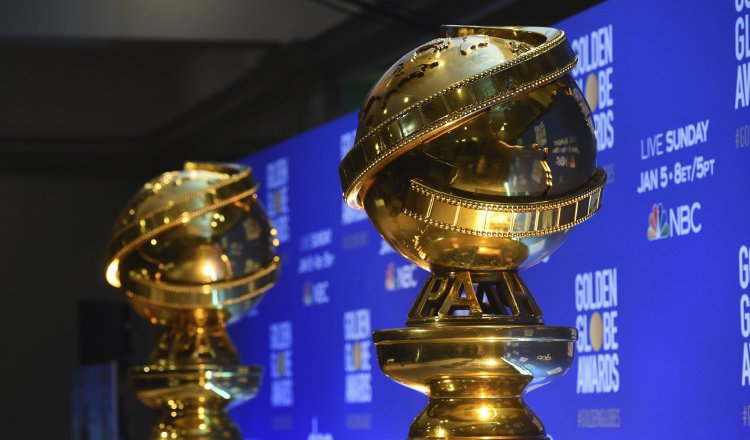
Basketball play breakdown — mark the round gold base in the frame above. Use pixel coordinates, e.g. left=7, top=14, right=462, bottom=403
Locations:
left=131, top=364, right=262, bottom=440
left=374, top=326, right=575, bottom=439
left=408, top=392, right=550, bottom=440
left=409, top=437, right=549, bottom=440
left=148, top=409, right=241, bottom=440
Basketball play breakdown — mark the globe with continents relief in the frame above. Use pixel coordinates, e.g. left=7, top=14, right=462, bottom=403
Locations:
left=340, top=25, right=606, bottom=274
left=106, top=162, right=280, bottom=334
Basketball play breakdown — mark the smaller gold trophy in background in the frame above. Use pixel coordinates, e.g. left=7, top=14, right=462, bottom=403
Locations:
left=105, top=162, right=280, bottom=439
left=340, top=26, right=605, bottom=439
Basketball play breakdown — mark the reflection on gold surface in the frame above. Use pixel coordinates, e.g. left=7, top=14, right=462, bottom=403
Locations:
left=106, top=162, right=280, bottom=439
left=106, top=258, right=121, bottom=288
left=340, top=25, right=605, bottom=439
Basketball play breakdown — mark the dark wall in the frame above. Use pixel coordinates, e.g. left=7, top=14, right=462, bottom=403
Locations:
left=0, top=174, right=147, bottom=439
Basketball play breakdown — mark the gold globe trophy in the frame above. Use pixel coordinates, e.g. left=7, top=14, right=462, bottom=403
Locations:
left=105, top=162, right=280, bottom=439
left=340, top=26, right=606, bottom=439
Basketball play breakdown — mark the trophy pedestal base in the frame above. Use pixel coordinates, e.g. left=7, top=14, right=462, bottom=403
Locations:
left=407, top=435, right=550, bottom=440
left=131, top=364, right=262, bottom=440
left=149, top=408, right=242, bottom=440
left=374, top=325, right=575, bottom=440
left=407, top=394, right=550, bottom=440
left=410, top=436, right=549, bottom=440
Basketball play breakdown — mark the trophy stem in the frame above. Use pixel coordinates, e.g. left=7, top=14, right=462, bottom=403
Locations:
left=127, top=307, right=263, bottom=440
left=149, top=311, right=240, bottom=366
left=374, top=271, right=576, bottom=440
left=407, top=271, right=543, bottom=326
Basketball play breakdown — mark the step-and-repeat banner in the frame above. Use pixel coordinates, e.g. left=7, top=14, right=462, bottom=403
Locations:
left=229, top=1, right=750, bottom=438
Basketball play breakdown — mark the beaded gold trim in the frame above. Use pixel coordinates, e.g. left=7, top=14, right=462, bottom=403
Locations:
left=125, top=281, right=275, bottom=310
left=125, top=256, right=281, bottom=309
left=129, top=256, right=280, bottom=295
left=402, top=169, right=606, bottom=238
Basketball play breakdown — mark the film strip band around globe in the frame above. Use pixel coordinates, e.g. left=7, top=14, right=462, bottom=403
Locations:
left=403, top=168, right=606, bottom=238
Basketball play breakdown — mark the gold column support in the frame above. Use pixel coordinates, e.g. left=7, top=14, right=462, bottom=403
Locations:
left=376, top=271, right=575, bottom=439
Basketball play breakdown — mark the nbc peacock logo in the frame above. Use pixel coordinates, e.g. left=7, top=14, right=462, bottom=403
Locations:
left=647, top=203, right=669, bottom=241
left=385, top=263, right=396, bottom=291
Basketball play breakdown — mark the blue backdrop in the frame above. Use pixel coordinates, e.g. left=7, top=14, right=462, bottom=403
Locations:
left=229, top=1, right=750, bottom=438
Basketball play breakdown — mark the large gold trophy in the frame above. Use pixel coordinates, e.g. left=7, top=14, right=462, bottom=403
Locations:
left=105, top=162, right=280, bottom=439
left=340, top=26, right=605, bottom=439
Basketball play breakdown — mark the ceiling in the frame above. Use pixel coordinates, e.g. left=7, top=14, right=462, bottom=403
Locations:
left=0, top=0, right=348, bottom=43
left=0, top=0, right=602, bottom=175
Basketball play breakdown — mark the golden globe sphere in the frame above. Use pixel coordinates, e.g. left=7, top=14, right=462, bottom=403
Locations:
left=106, top=162, right=279, bottom=331
left=341, top=26, right=605, bottom=273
